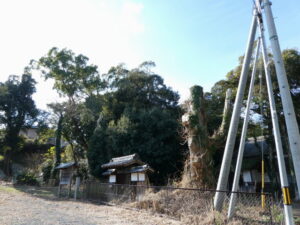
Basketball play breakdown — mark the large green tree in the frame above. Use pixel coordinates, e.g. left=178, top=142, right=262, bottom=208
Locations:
left=0, top=74, right=38, bottom=175
left=34, top=47, right=106, bottom=155
left=88, top=62, right=184, bottom=184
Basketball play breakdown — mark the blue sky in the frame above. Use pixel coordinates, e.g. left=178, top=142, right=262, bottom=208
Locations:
left=136, top=0, right=300, bottom=97
left=0, top=0, right=299, bottom=109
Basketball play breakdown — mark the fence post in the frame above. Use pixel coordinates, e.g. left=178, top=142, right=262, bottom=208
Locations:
left=269, top=194, right=274, bottom=225
left=57, top=184, right=61, bottom=197
left=212, top=191, right=216, bottom=224
left=74, top=177, right=81, bottom=200
left=86, top=181, right=89, bottom=199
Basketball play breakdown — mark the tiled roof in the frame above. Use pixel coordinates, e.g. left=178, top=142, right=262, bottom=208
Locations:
left=244, top=136, right=269, bottom=157
left=101, top=154, right=144, bottom=169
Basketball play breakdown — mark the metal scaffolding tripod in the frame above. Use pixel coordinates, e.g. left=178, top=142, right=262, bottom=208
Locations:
left=214, top=1, right=300, bottom=224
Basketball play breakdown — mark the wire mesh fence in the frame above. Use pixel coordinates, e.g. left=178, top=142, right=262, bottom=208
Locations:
left=82, top=181, right=276, bottom=224
left=55, top=183, right=85, bottom=199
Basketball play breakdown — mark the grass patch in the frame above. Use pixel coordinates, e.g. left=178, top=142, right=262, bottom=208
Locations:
left=0, top=185, right=20, bottom=194
left=0, top=184, right=58, bottom=200
left=11, top=185, right=59, bottom=200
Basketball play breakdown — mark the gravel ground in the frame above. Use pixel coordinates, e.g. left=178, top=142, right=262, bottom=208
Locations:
left=0, top=184, right=182, bottom=225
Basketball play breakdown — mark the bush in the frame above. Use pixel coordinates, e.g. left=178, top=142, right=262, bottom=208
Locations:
left=76, top=161, right=89, bottom=180
left=16, top=172, right=40, bottom=186
left=41, top=163, right=53, bottom=182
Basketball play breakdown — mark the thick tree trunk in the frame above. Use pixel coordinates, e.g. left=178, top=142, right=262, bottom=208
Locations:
left=181, top=86, right=214, bottom=188
left=3, top=150, right=12, bottom=177
left=3, top=129, right=21, bottom=177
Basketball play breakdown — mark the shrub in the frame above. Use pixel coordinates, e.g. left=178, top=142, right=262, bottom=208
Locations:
left=76, top=161, right=89, bottom=180
left=16, top=172, right=40, bottom=186
left=41, top=163, right=53, bottom=182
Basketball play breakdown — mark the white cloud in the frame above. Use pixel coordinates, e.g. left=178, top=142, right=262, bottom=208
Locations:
left=0, top=0, right=145, bottom=109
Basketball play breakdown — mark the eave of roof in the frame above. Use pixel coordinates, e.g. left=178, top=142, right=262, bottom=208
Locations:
left=102, top=164, right=154, bottom=176
left=55, top=162, right=76, bottom=169
left=128, top=165, right=154, bottom=173
left=112, top=154, right=137, bottom=162
left=102, top=169, right=116, bottom=176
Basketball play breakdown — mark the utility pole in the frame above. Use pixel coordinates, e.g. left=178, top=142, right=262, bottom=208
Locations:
left=213, top=10, right=257, bottom=211
left=257, top=6, right=294, bottom=223
left=227, top=38, right=261, bottom=219
left=262, top=0, right=300, bottom=198
left=215, top=1, right=298, bottom=224
left=223, top=1, right=295, bottom=223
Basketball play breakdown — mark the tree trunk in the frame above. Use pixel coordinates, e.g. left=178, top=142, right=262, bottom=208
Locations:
left=50, top=114, right=63, bottom=180
left=181, top=85, right=214, bottom=188
left=3, top=150, right=12, bottom=177
left=3, top=129, right=21, bottom=177
left=218, top=89, right=232, bottom=136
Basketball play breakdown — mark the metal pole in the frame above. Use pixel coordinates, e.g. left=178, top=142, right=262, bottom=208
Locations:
left=262, top=0, right=300, bottom=198
left=227, top=38, right=261, bottom=219
left=214, top=10, right=257, bottom=211
left=258, top=13, right=294, bottom=225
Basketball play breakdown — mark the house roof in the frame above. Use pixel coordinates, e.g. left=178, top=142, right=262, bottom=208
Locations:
left=244, top=136, right=269, bottom=157
left=102, top=169, right=116, bottom=176
left=101, top=153, right=144, bottom=169
left=20, top=126, right=38, bottom=130
left=128, top=165, right=154, bottom=173
left=47, top=138, right=69, bottom=147
left=102, top=165, right=154, bottom=176
left=55, top=162, right=76, bottom=169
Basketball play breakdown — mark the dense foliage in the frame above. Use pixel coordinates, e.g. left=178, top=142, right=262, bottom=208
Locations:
left=16, top=171, right=40, bottom=186
left=0, top=74, right=38, bottom=175
left=1, top=46, right=299, bottom=188
left=205, top=49, right=300, bottom=191
left=33, top=49, right=185, bottom=184
left=88, top=63, right=184, bottom=184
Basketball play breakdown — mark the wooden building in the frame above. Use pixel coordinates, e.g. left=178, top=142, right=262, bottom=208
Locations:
left=55, top=162, right=77, bottom=196
left=240, top=136, right=272, bottom=192
left=101, top=154, right=154, bottom=185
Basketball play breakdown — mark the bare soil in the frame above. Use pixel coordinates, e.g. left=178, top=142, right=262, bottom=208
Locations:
left=0, top=184, right=182, bottom=225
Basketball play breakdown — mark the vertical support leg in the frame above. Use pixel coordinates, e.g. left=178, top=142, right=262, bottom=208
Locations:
left=258, top=16, right=294, bottom=225
left=214, top=11, right=258, bottom=211
left=262, top=0, right=300, bottom=199
left=227, top=38, right=261, bottom=219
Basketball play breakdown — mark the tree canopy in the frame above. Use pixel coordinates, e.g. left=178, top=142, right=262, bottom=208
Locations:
left=1, top=45, right=299, bottom=189
left=88, top=63, right=184, bottom=184
left=0, top=74, right=38, bottom=175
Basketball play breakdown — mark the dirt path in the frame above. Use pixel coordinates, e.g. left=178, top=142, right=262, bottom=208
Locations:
left=0, top=185, right=182, bottom=225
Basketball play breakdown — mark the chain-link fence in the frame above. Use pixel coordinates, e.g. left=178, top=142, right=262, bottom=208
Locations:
left=82, top=181, right=276, bottom=224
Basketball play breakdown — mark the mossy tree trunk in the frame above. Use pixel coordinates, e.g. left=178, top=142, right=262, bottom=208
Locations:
left=182, top=85, right=214, bottom=188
